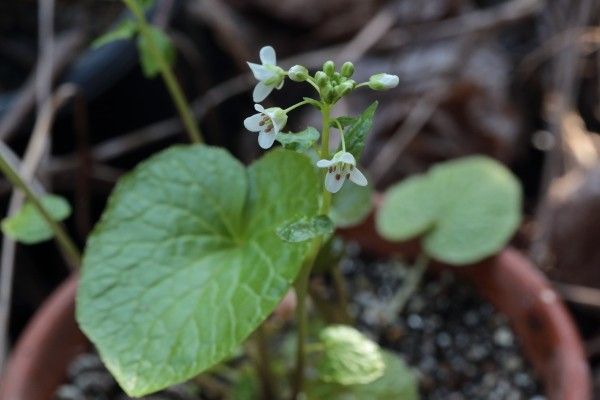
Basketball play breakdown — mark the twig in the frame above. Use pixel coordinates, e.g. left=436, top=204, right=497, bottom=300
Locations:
left=0, top=30, right=85, bottom=142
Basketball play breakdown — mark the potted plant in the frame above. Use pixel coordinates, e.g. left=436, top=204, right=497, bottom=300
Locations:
left=0, top=10, right=592, bottom=397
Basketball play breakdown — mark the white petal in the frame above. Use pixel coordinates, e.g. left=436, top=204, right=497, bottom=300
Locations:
left=243, top=113, right=263, bottom=132
left=338, top=152, right=356, bottom=165
left=254, top=104, right=265, bottom=113
left=349, top=167, right=368, bottom=186
left=253, top=81, right=274, bottom=102
left=259, top=46, right=276, bottom=66
left=258, top=131, right=277, bottom=149
left=325, top=172, right=346, bottom=193
left=271, top=113, right=287, bottom=134
left=247, top=62, right=273, bottom=81
left=316, top=159, right=335, bottom=168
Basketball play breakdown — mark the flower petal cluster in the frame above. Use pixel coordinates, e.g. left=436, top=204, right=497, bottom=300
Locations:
left=316, top=151, right=368, bottom=193
left=244, top=104, right=288, bottom=149
left=247, top=46, right=286, bottom=102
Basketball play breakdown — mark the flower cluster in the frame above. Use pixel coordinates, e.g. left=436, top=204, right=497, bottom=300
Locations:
left=244, top=46, right=398, bottom=193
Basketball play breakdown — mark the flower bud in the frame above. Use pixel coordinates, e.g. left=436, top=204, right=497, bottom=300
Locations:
left=323, top=60, right=335, bottom=76
left=341, top=62, right=354, bottom=78
left=288, top=65, right=309, bottom=82
left=322, top=83, right=336, bottom=103
left=315, top=71, right=329, bottom=88
left=336, top=81, right=354, bottom=97
left=368, top=73, right=399, bottom=90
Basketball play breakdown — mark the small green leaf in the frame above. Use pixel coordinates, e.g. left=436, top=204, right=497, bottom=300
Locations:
left=275, top=127, right=320, bottom=152
left=277, top=215, right=333, bottom=243
left=330, top=179, right=373, bottom=228
left=377, top=156, right=522, bottom=265
left=136, top=26, right=176, bottom=78
left=92, top=19, right=138, bottom=49
left=344, top=102, right=378, bottom=160
left=330, top=116, right=358, bottom=129
left=1, top=195, right=71, bottom=244
left=317, top=325, right=385, bottom=385
left=308, top=351, right=419, bottom=400
left=77, top=146, right=321, bottom=396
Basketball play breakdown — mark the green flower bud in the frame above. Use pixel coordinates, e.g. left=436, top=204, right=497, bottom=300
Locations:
left=323, top=60, right=335, bottom=76
left=341, top=62, right=354, bottom=78
left=336, top=81, right=355, bottom=97
left=322, top=82, right=337, bottom=103
left=288, top=65, right=309, bottom=82
left=368, top=73, right=399, bottom=90
left=315, top=71, right=329, bottom=88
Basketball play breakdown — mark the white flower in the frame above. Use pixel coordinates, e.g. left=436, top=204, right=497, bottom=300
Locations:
left=243, top=104, right=288, bottom=149
left=368, top=73, right=399, bottom=90
left=247, top=46, right=286, bottom=102
left=316, top=151, right=368, bottom=193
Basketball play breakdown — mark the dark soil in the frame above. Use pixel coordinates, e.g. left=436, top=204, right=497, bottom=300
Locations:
left=55, top=249, right=546, bottom=400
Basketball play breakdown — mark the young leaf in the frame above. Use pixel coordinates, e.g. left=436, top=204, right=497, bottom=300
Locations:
left=330, top=116, right=357, bottom=129
left=344, top=102, right=378, bottom=160
left=136, top=26, right=176, bottom=78
left=330, top=178, right=373, bottom=228
left=277, top=215, right=333, bottom=243
left=376, top=156, right=522, bottom=265
left=92, top=19, right=138, bottom=49
left=308, top=351, right=419, bottom=400
left=275, top=127, right=320, bottom=152
left=317, top=325, right=385, bottom=385
left=76, top=146, right=321, bottom=397
left=1, top=195, right=71, bottom=244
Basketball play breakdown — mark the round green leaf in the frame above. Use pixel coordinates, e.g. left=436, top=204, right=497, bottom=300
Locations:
left=376, top=175, right=437, bottom=241
left=317, top=325, right=385, bottom=385
left=308, top=351, right=419, bottom=400
left=1, top=194, right=71, bottom=244
left=331, top=179, right=373, bottom=228
left=376, top=156, right=522, bottom=265
left=76, top=145, right=321, bottom=396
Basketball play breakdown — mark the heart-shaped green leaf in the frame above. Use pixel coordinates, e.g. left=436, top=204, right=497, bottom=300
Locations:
left=76, top=145, right=321, bottom=396
left=1, top=195, right=71, bottom=244
left=277, top=215, right=333, bottom=243
left=377, top=156, right=521, bottom=265
left=317, top=325, right=385, bottom=385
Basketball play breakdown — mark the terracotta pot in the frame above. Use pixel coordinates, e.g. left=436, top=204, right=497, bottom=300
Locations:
left=1, top=213, right=592, bottom=400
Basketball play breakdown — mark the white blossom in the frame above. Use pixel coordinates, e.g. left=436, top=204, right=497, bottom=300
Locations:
left=243, top=104, right=287, bottom=149
left=316, top=151, right=368, bottom=193
left=247, top=46, right=286, bottom=102
left=368, top=73, right=399, bottom=90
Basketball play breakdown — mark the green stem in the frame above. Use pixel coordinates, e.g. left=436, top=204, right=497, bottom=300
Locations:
left=331, top=262, right=352, bottom=324
left=334, top=119, right=346, bottom=152
left=0, top=155, right=81, bottom=269
left=253, top=324, right=276, bottom=399
left=305, top=77, right=321, bottom=94
left=291, top=105, right=334, bottom=399
left=123, top=0, right=203, bottom=144
left=284, top=99, right=311, bottom=114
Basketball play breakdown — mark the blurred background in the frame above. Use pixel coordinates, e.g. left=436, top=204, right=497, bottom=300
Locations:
left=1, top=0, right=600, bottom=396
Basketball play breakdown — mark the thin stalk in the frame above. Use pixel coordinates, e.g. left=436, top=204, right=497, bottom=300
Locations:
left=123, top=0, right=203, bottom=144
left=0, top=154, right=81, bottom=269
left=334, top=119, right=346, bottom=152
left=253, top=324, right=276, bottom=399
left=284, top=99, right=311, bottom=114
left=331, top=262, right=352, bottom=324
left=291, top=105, right=334, bottom=399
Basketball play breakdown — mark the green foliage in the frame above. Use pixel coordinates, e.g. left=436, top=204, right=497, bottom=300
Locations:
left=76, top=145, right=321, bottom=396
left=276, top=127, right=320, bottom=152
left=330, top=178, right=372, bottom=228
left=317, top=325, right=385, bottom=385
left=344, top=102, right=377, bottom=160
left=92, top=19, right=138, bottom=49
left=308, top=351, right=419, bottom=400
left=377, top=156, right=522, bottom=265
left=277, top=215, right=333, bottom=243
left=1, top=195, right=71, bottom=244
left=137, top=26, right=176, bottom=78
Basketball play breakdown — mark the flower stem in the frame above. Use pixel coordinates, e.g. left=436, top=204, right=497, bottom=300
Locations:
left=252, top=324, right=276, bottom=399
left=284, top=99, right=311, bottom=114
left=291, top=104, right=333, bottom=399
left=334, top=119, right=346, bottom=152
left=122, top=0, right=203, bottom=144
left=0, top=154, right=81, bottom=269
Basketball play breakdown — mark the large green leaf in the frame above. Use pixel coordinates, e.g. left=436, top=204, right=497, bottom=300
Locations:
left=277, top=215, right=333, bottom=243
left=330, top=178, right=373, bottom=228
left=76, top=146, right=321, bottom=396
left=376, top=156, right=522, bottom=265
left=317, top=325, right=385, bottom=385
left=344, top=102, right=377, bottom=160
left=1, top=195, right=71, bottom=244
left=308, top=351, right=419, bottom=400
